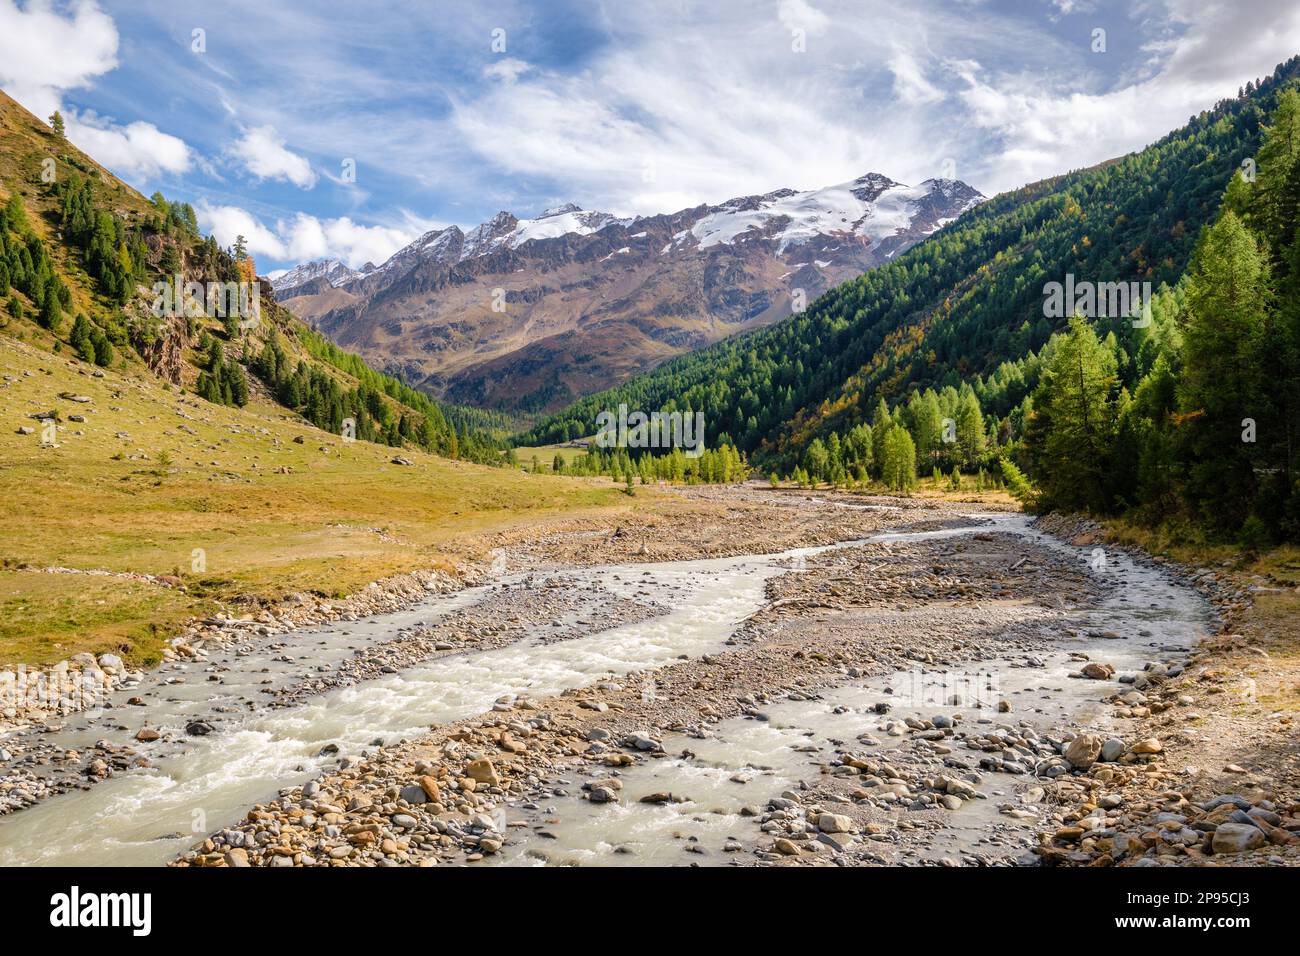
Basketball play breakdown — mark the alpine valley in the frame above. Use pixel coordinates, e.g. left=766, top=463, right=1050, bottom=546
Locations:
left=272, top=175, right=982, bottom=413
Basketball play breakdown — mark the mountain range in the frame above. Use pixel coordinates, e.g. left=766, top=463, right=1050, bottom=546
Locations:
left=273, top=174, right=983, bottom=413
left=522, top=57, right=1300, bottom=484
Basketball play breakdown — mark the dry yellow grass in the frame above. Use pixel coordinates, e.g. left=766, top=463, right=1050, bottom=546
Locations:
left=1, top=335, right=646, bottom=666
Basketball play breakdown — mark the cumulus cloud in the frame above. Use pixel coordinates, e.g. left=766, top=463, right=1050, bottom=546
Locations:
left=229, top=125, right=317, bottom=188
left=0, top=0, right=118, bottom=118
left=0, top=1, right=192, bottom=183
left=197, top=202, right=424, bottom=268
left=65, top=110, right=191, bottom=178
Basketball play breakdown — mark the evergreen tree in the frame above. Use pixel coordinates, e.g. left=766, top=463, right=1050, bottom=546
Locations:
left=955, top=391, right=986, bottom=468
left=1178, top=211, right=1272, bottom=529
left=880, top=425, right=917, bottom=492
left=1026, top=316, right=1120, bottom=512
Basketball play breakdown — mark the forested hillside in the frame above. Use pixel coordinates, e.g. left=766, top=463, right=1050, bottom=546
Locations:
left=522, top=58, right=1300, bottom=542
left=0, top=89, right=502, bottom=464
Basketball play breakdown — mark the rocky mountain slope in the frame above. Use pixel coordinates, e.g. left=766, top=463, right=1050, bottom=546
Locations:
left=275, top=174, right=982, bottom=413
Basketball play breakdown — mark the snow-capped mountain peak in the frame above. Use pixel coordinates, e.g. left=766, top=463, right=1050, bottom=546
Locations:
left=273, top=172, right=983, bottom=300
left=272, top=168, right=984, bottom=414
left=684, top=173, right=983, bottom=254
left=538, top=202, right=583, bottom=218
left=269, top=258, right=359, bottom=292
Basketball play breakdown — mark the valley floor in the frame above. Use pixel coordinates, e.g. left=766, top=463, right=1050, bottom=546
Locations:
left=0, top=484, right=1294, bottom=866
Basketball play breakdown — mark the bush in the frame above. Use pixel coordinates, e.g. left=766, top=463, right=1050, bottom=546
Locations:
left=1238, top=515, right=1272, bottom=554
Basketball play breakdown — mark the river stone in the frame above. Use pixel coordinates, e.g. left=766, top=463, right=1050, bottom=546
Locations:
left=1065, top=733, right=1102, bottom=769
left=817, top=812, right=853, bottom=833
left=465, top=758, right=500, bottom=786
left=417, top=775, right=441, bottom=802
left=400, top=784, right=428, bottom=805
left=1203, top=794, right=1253, bottom=811
left=1100, top=738, right=1126, bottom=762
left=1212, top=823, right=1265, bottom=854
left=1130, top=737, right=1163, bottom=754
left=1081, top=662, right=1115, bottom=680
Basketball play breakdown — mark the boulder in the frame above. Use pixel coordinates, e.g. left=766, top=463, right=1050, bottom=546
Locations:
left=1211, top=822, right=1265, bottom=854
left=1065, top=733, right=1102, bottom=769
left=1081, top=662, right=1115, bottom=680
left=817, top=812, right=853, bottom=834
left=464, top=758, right=500, bottom=787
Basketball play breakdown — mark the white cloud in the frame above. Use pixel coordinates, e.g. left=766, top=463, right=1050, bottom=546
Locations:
left=0, top=1, right=194, bottom=185
left=953, top=0, right=1300, bottom=192
left=65, top=110, right=191, bottom=178
left=889, top=46, right=945, bottom=105
left=0, top=0, right=118, bottom=119
left=230, top=125, right=317, bottom=189
left=484, top=58, right=532, bottom=84
left=778, top=0, right=831, bottom=35
left=450, top=13, right=937, bottom=216
left=196, top=202, right=425, bottom=268
left=195, top=203, right=286, bottom=260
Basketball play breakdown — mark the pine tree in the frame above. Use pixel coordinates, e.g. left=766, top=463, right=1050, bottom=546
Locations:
left=955, top=391, right=986, bottom=468
left=1027, top=315, right=1120, bottom=512
left=69, top=313, right=94, bottom=362
left=1178, top=211, right=1272, bottom=529
left=803, top=437, right=828, bottom=484
left=880, top=425, right=917, bottom=492
left=1254, top=87, right=1300, bottom=255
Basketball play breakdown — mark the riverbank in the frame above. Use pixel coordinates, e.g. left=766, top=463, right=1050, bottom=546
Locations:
left=1025, top=515, right=1300, bottom=866
left=159, top=489, right=1289, bottom=868
left=4, top=485, right=1295, bottom=866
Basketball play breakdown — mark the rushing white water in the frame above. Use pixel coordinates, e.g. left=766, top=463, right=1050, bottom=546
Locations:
left=0, top=512, right=1213, bottom=867
left=490, top=513, right=1216, bottom=866
left=0, top=541, right=855, bottom=866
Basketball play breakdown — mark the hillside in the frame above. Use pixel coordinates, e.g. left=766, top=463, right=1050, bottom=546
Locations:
left=525, top=58, right=1300, bottom=545
left=0, top=89, right=632, bottom=665
left=524, top=59, right=1300, bottom=462
left=0, top=89, right=504, bottom=465
left=276, top=175, right=982, bottom=414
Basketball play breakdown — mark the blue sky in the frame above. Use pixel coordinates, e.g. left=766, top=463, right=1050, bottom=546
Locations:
left=3, top=0, right=1300, bottom=273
